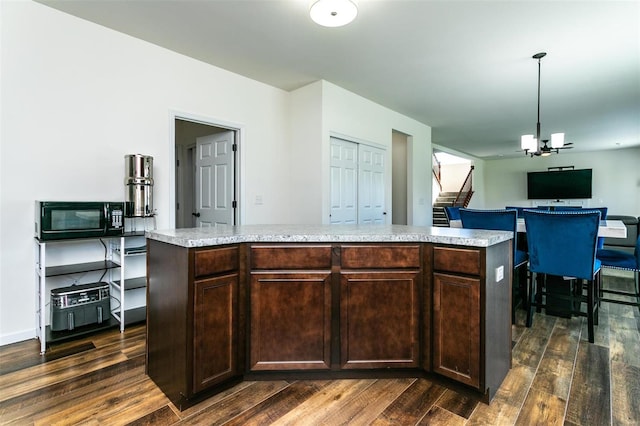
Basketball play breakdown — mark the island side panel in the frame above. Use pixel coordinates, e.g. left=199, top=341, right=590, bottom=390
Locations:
left=146, top=239, right=190, bottom=407
left=483, top=239, right=512, bottom=401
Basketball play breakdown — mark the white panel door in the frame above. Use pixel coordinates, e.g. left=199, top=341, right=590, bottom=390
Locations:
left=329, top=137, right=358, bottom=224
left=359, top=145, right=386, bottom=224
left=195, top=131, right=234, bottom=227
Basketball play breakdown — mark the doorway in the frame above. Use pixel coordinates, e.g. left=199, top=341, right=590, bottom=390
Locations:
left=174, top=118, right=239, bottom=228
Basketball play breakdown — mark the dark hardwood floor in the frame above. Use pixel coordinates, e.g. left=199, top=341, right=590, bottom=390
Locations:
left=1, top=270, right=638, bottom=425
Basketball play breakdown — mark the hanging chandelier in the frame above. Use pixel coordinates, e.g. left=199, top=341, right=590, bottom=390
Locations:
left=521, top=52, right=573, bottom=157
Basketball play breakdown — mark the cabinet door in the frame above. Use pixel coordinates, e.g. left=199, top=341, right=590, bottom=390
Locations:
left=340, top=271, right=420, bottom=369
left=432, top=272, right=480, bottom=389
left=250, top=271, right=332, bottom=371
left=193, top=273, right=238, bottom=394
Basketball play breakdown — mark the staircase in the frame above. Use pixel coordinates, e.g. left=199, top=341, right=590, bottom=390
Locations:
left=431, top=162, right=474, bottom=227
left=433, top=191, right=474, bottom=227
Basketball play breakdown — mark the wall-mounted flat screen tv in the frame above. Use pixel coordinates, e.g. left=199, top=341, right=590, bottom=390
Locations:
left=527, top=169, right=592, bottom=200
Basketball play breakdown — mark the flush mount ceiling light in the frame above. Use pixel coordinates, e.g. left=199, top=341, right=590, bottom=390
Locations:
left=520, top=52, right=573, bottom=157
left=310, top=0, right=358, bottom=27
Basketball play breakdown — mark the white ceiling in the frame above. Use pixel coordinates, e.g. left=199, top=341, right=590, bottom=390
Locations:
left=38, top=0, right=640, bottom=159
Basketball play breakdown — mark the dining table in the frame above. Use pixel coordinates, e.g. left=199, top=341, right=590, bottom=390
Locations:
left=449, top=218, right=627, bottom=239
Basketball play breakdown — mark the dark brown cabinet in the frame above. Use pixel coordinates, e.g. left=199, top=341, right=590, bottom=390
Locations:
left=339, top=245, right=421, bottom=369
left=249, top=271, right=332, bottom=370
left=431, top=242, right=512, bottom=400
left=193, top=273, right=238, bottom=393
left=340, top=270, right=420, bottom=369
left=146, top=241, right=242, bottom=409
left=147, top=238, right=512, bottom=409
left=249, top=245, right=332, bottom=371
left=432, top=272, right=480, bottom=387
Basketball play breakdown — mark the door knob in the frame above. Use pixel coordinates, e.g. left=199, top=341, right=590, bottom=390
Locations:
left=192, top=212, right=201, bottom=217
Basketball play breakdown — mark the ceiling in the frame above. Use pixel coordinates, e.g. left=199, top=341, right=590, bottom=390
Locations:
left=38, top=0, right=640, bottom=159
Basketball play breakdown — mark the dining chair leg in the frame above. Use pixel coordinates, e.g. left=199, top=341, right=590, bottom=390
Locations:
left=635, top=271, right=640, bottom=313
left=597, top=271, right=602, bottom=307
left=526, top=272, right=536, bottom=328
left=511, top=267, right=517, bottom=325
left=595, top=272, right=601, bottom=325
left=512, top=265, right=527, bottom=324
left=586, top=278, right=595, bottom=343
left=522, top=269, right=530, bottom=311
left=536, top=274, right=544, bottom=313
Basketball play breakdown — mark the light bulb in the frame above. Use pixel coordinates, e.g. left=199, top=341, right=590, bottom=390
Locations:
left=551, top=133, right=565, bottom=148
left=521, top=134, right=536, bottom=151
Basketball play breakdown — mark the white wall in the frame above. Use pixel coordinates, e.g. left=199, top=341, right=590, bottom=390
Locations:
left=483, top=148, right=640, bottom=215
left=289, top=81, right=324, bottom=223
left=392, top=131, right=408, bottom=225
left=0, top=2, right=435, bottom=344
left=440, top=163, right=472, bottom=193
left=289, top=81, right=432, bottom=225
left=0, top=1, right=292, bottom=344
left=321, top=81, right=432, bottom=226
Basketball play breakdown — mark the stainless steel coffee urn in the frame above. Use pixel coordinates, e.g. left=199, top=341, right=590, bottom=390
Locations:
left=124, top=154, right=154, bottom=217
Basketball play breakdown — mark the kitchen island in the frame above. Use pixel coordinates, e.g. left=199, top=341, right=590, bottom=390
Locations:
left=145, top=225, right=513, bottom=410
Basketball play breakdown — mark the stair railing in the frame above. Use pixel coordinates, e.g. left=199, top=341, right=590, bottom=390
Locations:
left=453, top=165, right=474, bottom=207
left=432, top=154, right=442, bottom=193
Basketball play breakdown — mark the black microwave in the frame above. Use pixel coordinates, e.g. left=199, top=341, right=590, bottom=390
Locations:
left=35, top=201, right=125, bottom=241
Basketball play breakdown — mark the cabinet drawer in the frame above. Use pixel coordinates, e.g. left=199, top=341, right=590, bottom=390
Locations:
left=194, top=246, right=239, bottom=278
left=341, top=245, right=421, bottom=269
left=433, top=247, right=480, bottom=275
left=250, top=245, right=332, bottom=270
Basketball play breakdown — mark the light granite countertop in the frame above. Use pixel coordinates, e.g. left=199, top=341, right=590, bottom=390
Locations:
left=146, top=224, right=512, bottom=248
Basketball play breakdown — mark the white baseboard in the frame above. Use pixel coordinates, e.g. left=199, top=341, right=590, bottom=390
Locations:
left=0, top=328, right=37, bottom=347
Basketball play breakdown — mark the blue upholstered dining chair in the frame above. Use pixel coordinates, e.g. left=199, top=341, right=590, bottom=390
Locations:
left=460, top=208, right=528, bottom=324
left=589, top=207, right=608, bottom=249
left=444, top=206, right=460, bottom=226
left=444, top=206, right=461, bottom=222
left=565, top=207, right=608, bottom=249
left=596, top=235, right=640, bottom=312
left=523, top=209, right=602, bottom=343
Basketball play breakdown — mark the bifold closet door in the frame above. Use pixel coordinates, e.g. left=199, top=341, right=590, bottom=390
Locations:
left=330, top=137, right=385, bottom=224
